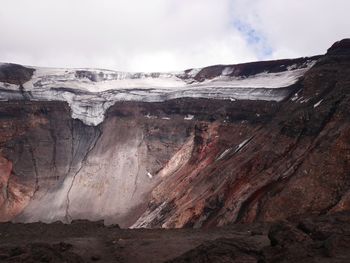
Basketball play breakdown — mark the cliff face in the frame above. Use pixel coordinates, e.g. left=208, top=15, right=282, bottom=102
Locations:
left=134, top=41, right=350, bottom=228
left=0, top=100, right=197, bottom=226
left=0, top=40, right=349, bottom=228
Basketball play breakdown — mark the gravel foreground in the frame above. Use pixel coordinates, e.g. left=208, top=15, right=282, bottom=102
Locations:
left=0, top=211, right=350, bottom=262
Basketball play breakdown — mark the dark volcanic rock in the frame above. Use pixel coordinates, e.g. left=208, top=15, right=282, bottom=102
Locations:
left=0, top=40, right=349, bottom=230
left=169, top=212, right=350, bottom=263
left=166, top=238, right=262, bottom=263
left=134, top=42, right=350, bottom=228
left=0, top=63, right=35, bottom=85
left=268, top=221, right=311, bottom=246
left=261, top=213, right=350, bottom=263
left=189, top=56, right=320, bottom=82
left=327, top=38, right=350, bottom=55
left=0, top=242, right=83, bottom=263
left=0, top=211, right=349, bottom=262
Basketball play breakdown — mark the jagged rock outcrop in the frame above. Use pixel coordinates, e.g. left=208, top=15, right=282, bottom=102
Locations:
left=167, top=211, right=350, bottom=263
left=0, top=242, right=84, bottom=263
left=1, top=211, right=349, bottom=262
left=133, top=41, right=350, bottom=228
left=0, top=40, right=349, bottom=228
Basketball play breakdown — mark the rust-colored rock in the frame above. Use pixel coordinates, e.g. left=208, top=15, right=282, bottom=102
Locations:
left=0, top=40, right=349, bottom=229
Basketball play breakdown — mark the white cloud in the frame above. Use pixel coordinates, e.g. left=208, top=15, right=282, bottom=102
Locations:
left=232, top=0, right=350, bottom=59
left=0, top=0, right=348, bottom=72
left=0, top=0, right=257, bottom=71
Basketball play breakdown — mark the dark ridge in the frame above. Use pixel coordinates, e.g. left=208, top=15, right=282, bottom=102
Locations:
left=327, top=38, right=350, bottom=55
left=0, top=63, right=35, bottom=85
left=185, top=56, right=321, bottom=82
left=105, top=97, right=280, bottom=124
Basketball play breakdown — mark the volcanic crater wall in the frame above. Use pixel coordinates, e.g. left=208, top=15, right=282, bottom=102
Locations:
left=133, top=41, right=350, bottom=228
left=0, top=100, right=201, bottom=226
left=0, top=40, right=349, bottom=228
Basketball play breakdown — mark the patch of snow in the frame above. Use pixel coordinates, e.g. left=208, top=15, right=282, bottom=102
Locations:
left=291, top=92, right=300, bottom=101
left=217, top=137, right=253, bottom=160
left=161, top=117, right=170, bottom=120
left=184, top=114, right=194, bottom=120
left=313, top=99, right=323, bottom=108
left=287, top=64, right=298, bottom=71
left=216, top=148, right=232, bottom=161
left=300, top=98, right=310, bottom=103
left=145, top=113, right=157, bottom=119
left=234, top=137, right=253, bottom=153
left=147, top=172, right=153, bottom=179
left=0, top=82, right=19, bottom=91
left=222, top=67, right=234, bottom=76
left=186, top=68, right=201, bottom=78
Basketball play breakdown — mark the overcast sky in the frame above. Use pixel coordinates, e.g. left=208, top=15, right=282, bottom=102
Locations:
left=0, top=0, right=349, bottom=72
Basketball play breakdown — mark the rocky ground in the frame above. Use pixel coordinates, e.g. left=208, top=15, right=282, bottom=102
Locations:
left=0, top=40, right=349, bottom=262
left=0, top=211, right=349, bottom=262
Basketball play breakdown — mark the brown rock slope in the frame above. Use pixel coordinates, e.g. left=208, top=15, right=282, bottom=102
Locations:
left=0, top=40, right=348, bottom=228
left=133, top=39, right=350, bottom=228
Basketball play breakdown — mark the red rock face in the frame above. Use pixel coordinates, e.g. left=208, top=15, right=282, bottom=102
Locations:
left=133, top=45, right=350, bottom=228
left=0, top=41, right=349, bottom=228
left=0, top=155, right=34, bottom=221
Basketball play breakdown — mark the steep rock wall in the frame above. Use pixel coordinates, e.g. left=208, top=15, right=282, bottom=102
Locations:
left=0, top=40, right=349, bottom=228
left=0, top=101, right=200, bottom=226
left=133, top=43, right=350, bottom=228
left=0, top=97, right=279, bottom=227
